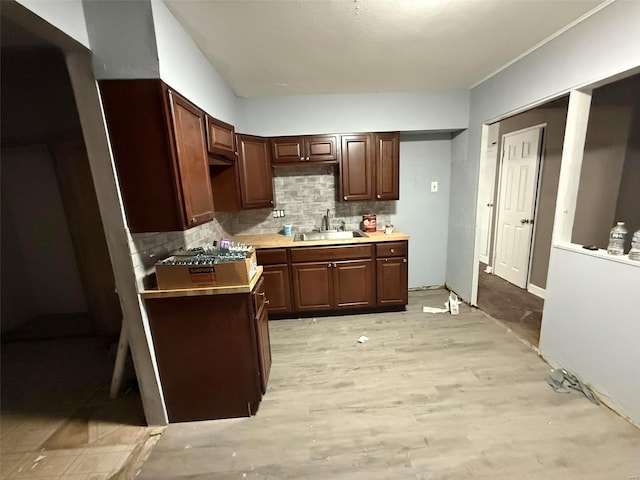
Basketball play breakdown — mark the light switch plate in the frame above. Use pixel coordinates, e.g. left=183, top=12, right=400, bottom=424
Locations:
left=431, top=181, right=438, bottom=193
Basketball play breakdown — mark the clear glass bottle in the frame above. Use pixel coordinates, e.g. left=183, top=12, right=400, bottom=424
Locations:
left=629, top=229, right=640, bottom=261
left=607, top=222, right=627, bottom=256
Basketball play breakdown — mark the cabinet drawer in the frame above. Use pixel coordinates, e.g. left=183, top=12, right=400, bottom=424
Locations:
left=257, top=248, right=288, bottom=265
left=290, top=244, right=373, bottom=263
left=376, top=241, right=407, bottom=258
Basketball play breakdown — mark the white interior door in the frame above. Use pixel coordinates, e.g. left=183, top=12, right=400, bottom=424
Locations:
left=493, top=127, right=542, bottom=288
left=477, top=144, right=498, bottom=264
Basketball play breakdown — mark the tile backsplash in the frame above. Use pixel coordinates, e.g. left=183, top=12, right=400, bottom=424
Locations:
left=129, top=213, right=232, bottom=290
left=128, top=164, right=395, bottom=290
left=231, top=164, right=394, bottom=235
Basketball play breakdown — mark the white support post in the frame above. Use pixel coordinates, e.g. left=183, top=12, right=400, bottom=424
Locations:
left=553, top=89, right=593, bottom=245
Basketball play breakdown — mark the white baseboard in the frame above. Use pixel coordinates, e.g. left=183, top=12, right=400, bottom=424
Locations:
left=528, top=283, right=546, bottom=299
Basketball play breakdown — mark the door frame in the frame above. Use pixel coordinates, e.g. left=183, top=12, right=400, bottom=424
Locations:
left=491, top=124, right=546, bottom=290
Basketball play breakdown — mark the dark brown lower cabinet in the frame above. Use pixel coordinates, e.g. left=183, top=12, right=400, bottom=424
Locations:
left=292, top=259, right=375, bottom=311
left=262, top=264, right=293, bottom=314
left=333, top=260, right=375, bottom=308
left=257, top=240, right=408, bottom=317
left=145, top=277, right=270, bottom=423
left=292, top=262, right=333, bottom=311
left=377, top=257, right=408, bottom=305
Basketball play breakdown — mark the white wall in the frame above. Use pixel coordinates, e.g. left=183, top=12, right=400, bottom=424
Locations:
left=452, top=0, right=640, bottom=423
left=393, top=134, right=452, bottom=288
left=16, top=0, right=90, bottom=48
left=237, top=90, right=469, bottom=136
left=448, top=0, right=640, bottom=301
left=539, top=247, right=640, bottom=422
left=1, top=146, right=87, bottom=318
left=82, top=0, right=160, bottom=79
left=150, top=0, right=238, bottom=125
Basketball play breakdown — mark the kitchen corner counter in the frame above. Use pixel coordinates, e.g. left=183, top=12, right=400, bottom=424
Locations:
left=141, top=266, right=263, bottom=299
left=231, top=231, right=410, bottom=249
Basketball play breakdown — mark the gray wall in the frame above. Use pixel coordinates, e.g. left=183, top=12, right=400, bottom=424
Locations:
left=238, top=91, right=469, bottom=137
left=446, top=129, right=469, bottom=294
left=1, top=146, right=88, bottom=330
left=449, top=0, right=640, bottom=301
left=83, top=0, right=160, bottom=79
left=540, top=246, right=640, bottom=422
left=615, top=108, right=640, bottom=250
left=16, top=0, right=90, bottom=48
left=492, top=97, right=568, bottom=289
left=461, top=0, right=640, bottom=423
left=394, top=134, right=452, bottom=288
left=573, top=75, right=640, bottom=250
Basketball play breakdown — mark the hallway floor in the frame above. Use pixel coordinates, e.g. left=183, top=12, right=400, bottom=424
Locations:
left=477, top=265, right=544, bottom=347
left=1, top=337, right=155, bottom=480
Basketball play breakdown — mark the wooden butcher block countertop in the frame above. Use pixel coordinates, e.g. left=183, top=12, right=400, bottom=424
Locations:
left=141, top=266, right=263, bottom=299
left=231, top=230, right=410, bottom=249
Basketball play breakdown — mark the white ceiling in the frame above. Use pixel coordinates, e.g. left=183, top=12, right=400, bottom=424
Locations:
left=164, top=0, right=605, bottom=97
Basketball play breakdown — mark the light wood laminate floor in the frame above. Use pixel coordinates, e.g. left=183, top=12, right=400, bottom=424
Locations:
left=139, top=290, right=640, bottom=479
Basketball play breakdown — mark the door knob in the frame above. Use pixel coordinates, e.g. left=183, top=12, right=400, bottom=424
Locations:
left=487, top=203, right=494, bottom=207
left=520, top=218, right=534, bottom=224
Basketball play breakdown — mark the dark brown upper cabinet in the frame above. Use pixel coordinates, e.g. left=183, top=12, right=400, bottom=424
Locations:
left=340, top=132, right=400, bottom=202
left=99, top=79, right=214, bottom=233
left=271, top=135, right=339, bottom=165
left=374, top=132, right=400, bottom=200
left=206, top=115, right=236, bottom=162
left=340, top=133, right=373, bottom=201
left=211, top=134, right=274, bottom=211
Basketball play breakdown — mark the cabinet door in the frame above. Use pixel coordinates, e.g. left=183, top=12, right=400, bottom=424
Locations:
left=304, top=135, right=339, bottom=163
left=333, top=259, right=375, bottom=308
left=375, top=132, right=400, bottom=200
left=206, top=115, right=236, bottom=159
left=254, top=303, right=271, bottom=395
left=236, top=134, right=274, bottom=209
left=340, top=134, right=373, bottom=201
left=168, top=91, right=214, bottom=228
left=271, top=137, right=305, bottom=164
left=376, top=257, right=408, bottom=305
left=262, top=264, right=293, bottom=314
left=292, top=262, right=333, bottom=311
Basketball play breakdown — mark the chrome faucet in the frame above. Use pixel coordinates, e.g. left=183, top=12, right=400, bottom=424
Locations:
left=321, top=209, right=331, bottom=231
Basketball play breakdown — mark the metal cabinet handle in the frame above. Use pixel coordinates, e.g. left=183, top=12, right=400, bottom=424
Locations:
left=343, top=196, right=348, bottom=200
left=270, top=200, right=274, bottom=205
left=306, top=156, right=310, bottom=161
left=265, top=300, right=270, bottom=305
left=259, top=292, right=266, bottom=297
left=332, top=262, right=337, bottom=268
left=376, top=194, right=381, bottom=199
left=328, top=263, right=332, bottom=268
left=390, top=248, right=395, bottom=254
left=403, top=258, right=407, bottom=263
left=300, top=157, right=304, bottom=161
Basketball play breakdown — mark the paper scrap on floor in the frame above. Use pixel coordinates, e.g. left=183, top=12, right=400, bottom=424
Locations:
left=423, top=292, right=462, bottom=314
left=357, top=335, right=369, bottom=343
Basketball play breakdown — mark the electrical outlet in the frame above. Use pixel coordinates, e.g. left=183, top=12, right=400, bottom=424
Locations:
left=431, top=181, right=438, bottom=193
left=272, top=209, right=278, bottom=218
left=280, top=209, right=286, bottom=218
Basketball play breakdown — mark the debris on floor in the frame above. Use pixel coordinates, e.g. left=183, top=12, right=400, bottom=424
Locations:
left=546, top=368, right=600, bottom=405
left=357, top=335, right=369, bottom=343
left=423, top=291, right=463, bottom=315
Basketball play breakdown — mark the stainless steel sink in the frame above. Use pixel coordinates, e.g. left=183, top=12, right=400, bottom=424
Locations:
left=293, top=230, right=369, bottom=242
